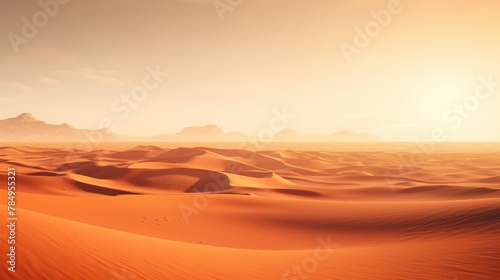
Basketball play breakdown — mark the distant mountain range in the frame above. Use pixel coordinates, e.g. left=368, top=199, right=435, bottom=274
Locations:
left=0, top=113, right=382, bottom=142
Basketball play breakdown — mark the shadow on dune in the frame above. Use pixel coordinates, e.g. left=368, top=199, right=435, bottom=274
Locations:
left=273, top=188, right=324, bottom=197
left=145, top=148, right=206, bottom=163
left=75, top=162, right=129, bottom=179
left=72, top=180, right=139, bottom=196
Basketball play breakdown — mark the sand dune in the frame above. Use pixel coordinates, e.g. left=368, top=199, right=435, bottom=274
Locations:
left=0, top=143, right=499, bottom=279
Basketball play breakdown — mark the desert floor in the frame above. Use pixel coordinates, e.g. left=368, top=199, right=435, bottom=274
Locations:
left=0, top=143, right=499, bottom=280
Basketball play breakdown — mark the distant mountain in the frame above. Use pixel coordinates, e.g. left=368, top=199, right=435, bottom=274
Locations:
left=180, top=124, right=224, bottom=135
left=0, top=113, right=382, bottom=142
left=153, top=124, right=246, bottom=142
left=0, top=113, right=122, bottom=142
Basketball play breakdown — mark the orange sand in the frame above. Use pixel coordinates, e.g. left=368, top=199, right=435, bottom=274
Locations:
left=0, top=143, right=499, bottom=279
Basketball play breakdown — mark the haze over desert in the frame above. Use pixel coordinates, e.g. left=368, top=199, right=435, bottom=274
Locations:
left=2, top=0, right=500, bottom=279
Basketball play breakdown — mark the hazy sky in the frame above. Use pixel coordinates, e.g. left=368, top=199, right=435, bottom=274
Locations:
left=1, top=0, right=499, bottom=141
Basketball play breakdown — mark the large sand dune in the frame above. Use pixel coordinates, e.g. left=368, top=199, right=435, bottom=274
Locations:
left=0, top=143, right=499, bottom=279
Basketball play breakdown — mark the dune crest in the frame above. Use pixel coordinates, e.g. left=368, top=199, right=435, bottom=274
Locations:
left=1, top=143, right=499, bottom=279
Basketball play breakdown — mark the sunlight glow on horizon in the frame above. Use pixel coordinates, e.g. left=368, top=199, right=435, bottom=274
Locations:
left=0, top=0, right=499, bottom=141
